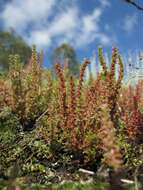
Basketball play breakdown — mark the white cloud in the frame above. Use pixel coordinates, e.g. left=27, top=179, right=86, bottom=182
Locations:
left=26, top=31, right=51, bottom=49
left=75, top=8, right=102, bottom=46
left=82, top=8, right=101, bottom=32
left=1, top=0, right=56, bottom=32
left=99, top=0, right=110, bottom=8
left=75, top=8, right=111, bottom=47
left=25, top=7, right=78, bottom=48
left=49, top=7, right=78, bottom=36
left=0, top=0, right=113, bottom=50
left=123, top=14, right=138, bottom=33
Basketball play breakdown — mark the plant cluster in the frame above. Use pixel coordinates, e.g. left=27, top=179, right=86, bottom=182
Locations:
left=0, top=46, right=143, bottom=189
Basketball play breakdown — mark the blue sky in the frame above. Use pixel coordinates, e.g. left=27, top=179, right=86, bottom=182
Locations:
left=0, top=0, right=143, bottom=66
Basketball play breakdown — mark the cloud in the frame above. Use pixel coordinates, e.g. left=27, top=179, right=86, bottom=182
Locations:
left=26, top=31, right=51, bottom=49
left=49, top=7, right=78, bottom=36
left=25, top=6, right=78, bottom=48
left=123, top=13, right=138, bottom=33
left=99, top=0, right=110, bottom=8
left=1, top=0, right=56, bottom=32
left=0, top=0, right=113, bottom=50
left=75, top=8, right=102, bottom=46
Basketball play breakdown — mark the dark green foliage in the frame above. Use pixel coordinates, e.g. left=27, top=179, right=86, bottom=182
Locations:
left=0, top=107, right=21, bottom=144
left=52, top=43, right=79, bottom=76
left=0, top=31, right=31, bottom=70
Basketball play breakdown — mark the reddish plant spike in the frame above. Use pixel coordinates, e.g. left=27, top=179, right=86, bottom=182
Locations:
left=68, top=76, right=76, bottom=128
left=77, top=59, right=90, bottom=100
left=0, top=80, right=12, bottom=108
left=98, top=103, right=123, bottom=169
left=110, top=48, right=118, bottom=79
left=68, top=76, right=78, bottom=147
left=116, top=55, right=124, bottom=90
left=127, top=94, right=143, bottom=139
left=55, top=63, right=67, bottom=127
left=8, top=54, right=30, bottom=129
left=120, top=82, right=143, bottom=140
left=37, top=50, right=44, bottom=85
left=31, top=45, right=42, bottom=93
left=98, top=48, right=107, bottom=74
left=125, top=109, right=143, bottom=139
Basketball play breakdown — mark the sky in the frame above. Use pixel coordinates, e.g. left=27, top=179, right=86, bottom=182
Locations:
left=0, top=0, right=143, bottom=67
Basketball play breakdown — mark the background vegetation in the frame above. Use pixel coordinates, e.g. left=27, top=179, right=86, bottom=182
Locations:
left=0, top=31, right=32, bottom=71
left=0, top=45, right=143, bottom=189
